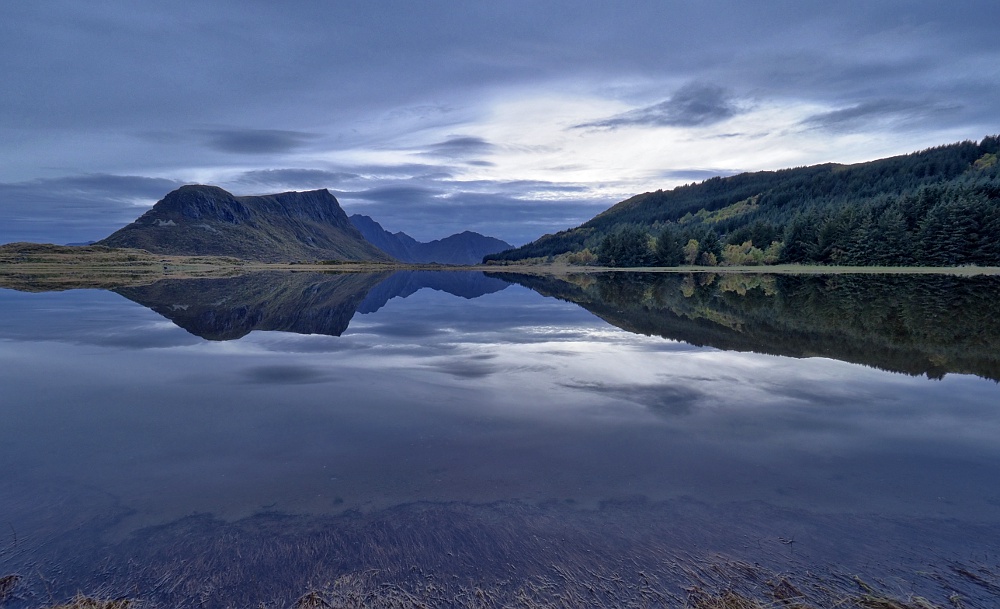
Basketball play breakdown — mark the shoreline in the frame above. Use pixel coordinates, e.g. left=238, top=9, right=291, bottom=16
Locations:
left=3, top=243, right=1000, bottom=292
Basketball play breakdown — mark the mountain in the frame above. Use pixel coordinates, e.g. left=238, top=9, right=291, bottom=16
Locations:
left=350, top=214, right=512, bottom=265
left=98, top=185, right=392, bottom=263
left=487, top=136, right=1000, bottom=267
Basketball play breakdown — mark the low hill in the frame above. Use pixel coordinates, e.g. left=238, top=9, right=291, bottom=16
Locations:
left=487, top=136, right=1000, bottom=267
left=350, top=214, right=512, bottom=265
left=99, top=185, right=392, bottom=263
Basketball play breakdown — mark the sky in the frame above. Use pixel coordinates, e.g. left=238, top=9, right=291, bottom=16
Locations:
left=2, top=1, right=998, bottom=246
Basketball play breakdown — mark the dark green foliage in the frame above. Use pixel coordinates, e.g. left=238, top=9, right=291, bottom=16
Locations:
left=654, top=224, right=685, bottom=266
left=596, top=225, right=652, bottom=267
left=497, top=136, right=1000, bottom=267
left=724, top=221, right=778, bottom=248
left=700, top=229, right=722, bottom=258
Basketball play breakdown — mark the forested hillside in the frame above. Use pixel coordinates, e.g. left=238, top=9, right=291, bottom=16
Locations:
left=486, top=136, right=1000, bottom=267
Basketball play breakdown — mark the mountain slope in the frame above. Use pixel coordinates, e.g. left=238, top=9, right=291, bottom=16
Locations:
left=487, top=136, right=1000, bottom=267
left=99, top=185, right=393, bottom=263
left=350, top=214, right=512, bottom=264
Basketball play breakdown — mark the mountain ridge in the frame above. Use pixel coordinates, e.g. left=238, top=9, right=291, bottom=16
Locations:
left=98, top=185, right=392, bottom=263
left=349, top=214, right=512, bottom=265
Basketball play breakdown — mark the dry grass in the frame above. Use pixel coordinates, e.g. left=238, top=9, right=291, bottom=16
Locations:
left=5, top=242, right=996, bottom=294
left=0, top=574, right=20, bottom=602
left=44, top=596, right=133, bottom=609
left=16, top=570, right=959, bottom=609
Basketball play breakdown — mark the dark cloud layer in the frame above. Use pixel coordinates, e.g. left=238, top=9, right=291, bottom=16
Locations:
left=421, top=136, right=496, bottom=159
left=234, top=169, right=360, bottom=189
left=578, top=83, right=743, bottom=129
left=199, top=129, right=321, bottom=154
left=802, top=99, right=958, bottom=132
left=1, top=1, right=998, bottom=245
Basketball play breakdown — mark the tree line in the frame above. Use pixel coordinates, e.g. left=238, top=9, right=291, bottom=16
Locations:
left=486, top=136, right=1000, bottom=267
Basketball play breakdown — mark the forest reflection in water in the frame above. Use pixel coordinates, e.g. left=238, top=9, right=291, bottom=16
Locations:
left=1, top=270, right=999, bottom=608
left=108, top=269, right=1000, bottom=380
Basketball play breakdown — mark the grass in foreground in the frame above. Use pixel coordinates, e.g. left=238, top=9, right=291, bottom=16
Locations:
left=11, top=575, right=956, bottom=609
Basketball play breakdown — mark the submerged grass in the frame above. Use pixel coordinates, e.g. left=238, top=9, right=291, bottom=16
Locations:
left=14, top=571, right=961, bottom=609
left=0, top=574, right=21, bottom=602
left=6, top=497, right=997, bottom=609
left=43, top=596, right=132, bottom=609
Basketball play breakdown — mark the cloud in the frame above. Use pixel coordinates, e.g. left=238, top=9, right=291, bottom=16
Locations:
left=336, top=185, right=445, bottom=204
left=577, top=83, right=743, bottom=130
left=658, top=169, right=738, bottom=182
left=0, top=174, right=183, bottom=244
left=801, top=99, right=959, bottom=132
left=230, top=169, right=359, bottom=189
left=419, top=136, right=496, bottom=162
left=3, top=2, right=999, bottom=247
left=199, top=129, right=321, bottom=154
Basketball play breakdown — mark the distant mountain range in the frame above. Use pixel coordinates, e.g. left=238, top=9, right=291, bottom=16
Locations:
left=349, top=214, right=512, bottom=265
left=98, top=185, right=391, bottom=263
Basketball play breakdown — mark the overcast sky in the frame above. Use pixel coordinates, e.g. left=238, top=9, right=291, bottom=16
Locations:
left=2, top=1, right=998, bottom=245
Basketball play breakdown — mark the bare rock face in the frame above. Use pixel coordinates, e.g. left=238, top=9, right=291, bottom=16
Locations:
left=99, top=185, right=393, bottom=263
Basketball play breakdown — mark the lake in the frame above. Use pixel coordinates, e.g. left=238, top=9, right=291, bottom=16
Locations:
left=1, top=270, right=999, bottom=608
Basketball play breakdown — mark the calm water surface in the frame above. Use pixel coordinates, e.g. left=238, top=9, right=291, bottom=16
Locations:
left=1, top=271, right=998, bottom=607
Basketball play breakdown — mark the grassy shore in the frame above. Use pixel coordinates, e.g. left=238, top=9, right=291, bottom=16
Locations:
left=3, top=242, right=999, bottom=292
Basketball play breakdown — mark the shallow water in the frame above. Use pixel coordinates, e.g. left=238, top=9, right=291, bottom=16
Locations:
left=1, top=271, right=998, bottom=607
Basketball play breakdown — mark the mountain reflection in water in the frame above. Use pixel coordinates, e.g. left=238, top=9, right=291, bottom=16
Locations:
left=113, top=270, right=509, bottom=341
left=2, top=270, right=999, bottom=608
left=117, top=269, right=1000, bottom=381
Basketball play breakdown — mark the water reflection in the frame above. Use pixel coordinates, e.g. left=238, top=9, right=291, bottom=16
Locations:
left=35, top=269, right=1000, bottom=381
left=495, top=271, right=1000, bottom=381
left=112, top=270, right=509, bottom=340
left=1, top=271, right=999, bottom=608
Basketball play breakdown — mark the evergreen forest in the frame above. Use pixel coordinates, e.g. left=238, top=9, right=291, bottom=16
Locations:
left=485, top=136, right=1000, bottom=267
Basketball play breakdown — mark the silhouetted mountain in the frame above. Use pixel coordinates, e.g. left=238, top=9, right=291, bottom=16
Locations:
left=114, top=270, right=510, bottom=340
left=492, top=271, right=1000, bottom=381
left=350, top=214, right=512, bottom=264
left=348, top=214, right=419, bottom=261
left=487, top=136, right=1000, bottom=267
left=99, top=185, right=392, bottom=263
